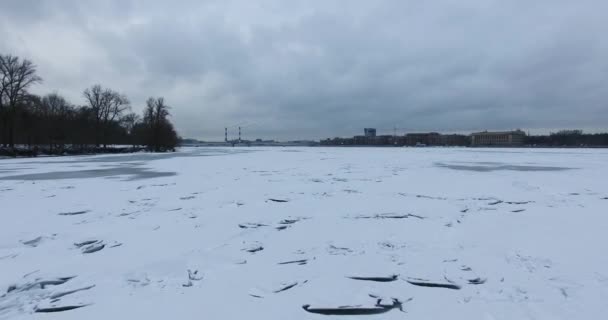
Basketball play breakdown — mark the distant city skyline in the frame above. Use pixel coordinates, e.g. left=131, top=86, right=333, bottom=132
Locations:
left=199, top=127, right=608, bottom=142
left=1, top=0, right=607, bottom=141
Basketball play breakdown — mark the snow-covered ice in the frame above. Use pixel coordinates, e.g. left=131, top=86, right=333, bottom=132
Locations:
left=1, top=147, right=607, bottom=319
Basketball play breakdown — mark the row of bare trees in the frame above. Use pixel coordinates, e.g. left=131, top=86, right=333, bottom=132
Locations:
left=0, top=54, right=179, bottom=154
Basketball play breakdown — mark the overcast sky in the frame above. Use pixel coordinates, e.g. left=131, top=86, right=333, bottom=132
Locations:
left=1, top=0, right=606, bottom=140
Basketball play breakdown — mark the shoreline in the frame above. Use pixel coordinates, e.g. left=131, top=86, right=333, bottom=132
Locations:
left=0, top=146, right=153, bottom=159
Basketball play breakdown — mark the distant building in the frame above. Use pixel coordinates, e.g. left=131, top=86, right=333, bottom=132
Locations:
left=470, top=130, right=526, bottom=146
left=405, top=132, right=441, bottom=146
left=354, top=135, right=367, bottom=144
left=374, top=135, right=393, bottom=145
left=440, top=134, right=470, bottom=146
left=321, top=129, right=470, bottom=147
left=364, top=128, right=377, bottom=138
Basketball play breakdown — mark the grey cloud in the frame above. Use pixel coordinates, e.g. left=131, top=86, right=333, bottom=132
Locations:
left=1, top=0, right=607, bottom=140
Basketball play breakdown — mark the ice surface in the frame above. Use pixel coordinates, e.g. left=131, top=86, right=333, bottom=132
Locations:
left=1, top=147, right=607, bottom=319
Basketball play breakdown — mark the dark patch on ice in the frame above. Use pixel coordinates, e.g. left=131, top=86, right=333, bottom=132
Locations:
left=511, top=209, right=526, bottom=213
left=0, top=253, right=19, bottom=260
left=239, top=223, right=268, bottom=229
left=505, top=201, right=533, bottom=205
left=183, top=269, right=203, bottom=287
left=405, top=278, right=461, bottom=290
left=74, top=240, right=99, bottom=248
left=0, top=166, right=176, bottom=181
left=274, top=282, right=298, bottom=293
left=180, top=196, right=195, bottom=200
left=276, top=225, right=290, bottom=231
left=327, top=245, right=358, bottom=255
left=348, top=275, right=398, bottom=282
left=302, top=298, right=404, bottom=315
left=488, top=200, right=503, bottom=205
left=23, top=270, right=40, bottom=278
left=35, top=305, right=88, bottom=313
left=58, top=210, right=90, bottom=216
left=82, top=243, right=105, bottom=254
left=49, top=285, right=95, bottom=299
left=378, top=241, right=406, bottom=251
left=353, top=213, right=425, bottom=220
left=10, top=276, right=76, bottom=292
left=379, top=242, right=396, bottom=250
left=279, top=219, right=298, bottom=225
left=245, top=246, right=264, bottom=253
left=267, top=198, right=289, bottom=203
left=278, top=259, right=308, bottom=265
left=468, top=278, right=487, bottom=285
left=435, top=162, right=575, bottom=172
left=119, top=210, right=140, bottom=216
left=188, top=269, right=203, bottom=281
left=416, top=194, right=448, bottom=200
left=126, top=275, right=151, bottom=287
left=21, top=236, right=44, bottom=247
left=6, top=284, right=17, bottom=293
left=463, top=197, right=496, bottom=201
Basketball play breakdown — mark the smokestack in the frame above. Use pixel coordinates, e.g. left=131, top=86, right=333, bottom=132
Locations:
left=225, top=127, right=228, bottom=142
left=238, top=126, right=241, bottom=143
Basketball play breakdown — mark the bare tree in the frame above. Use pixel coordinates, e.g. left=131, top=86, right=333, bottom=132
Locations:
left=121, top=112, right=141, bottom=147
left=0, top=54, right=42, bottom=147
left=41, top=93, right=70, bottom=116
left=83, top=84, right=130, bottom=147
left=142, top=97, right=177, bottom=151
left=39, top=93, right=73, bottom=151
left=145, top=97, right=170, bottom=125
left=121, top=112, right=140, bottom=134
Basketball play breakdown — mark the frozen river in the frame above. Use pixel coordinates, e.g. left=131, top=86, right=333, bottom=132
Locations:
left=1, top=147, right=607, bottom=319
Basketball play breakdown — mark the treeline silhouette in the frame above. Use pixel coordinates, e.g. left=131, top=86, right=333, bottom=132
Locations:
left=525, top=130, right=608, bottom=147
left=1, top=54, right=179, bottom=156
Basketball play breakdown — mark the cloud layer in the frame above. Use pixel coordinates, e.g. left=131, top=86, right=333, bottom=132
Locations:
left=1, top=0, right=607, bottom=140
